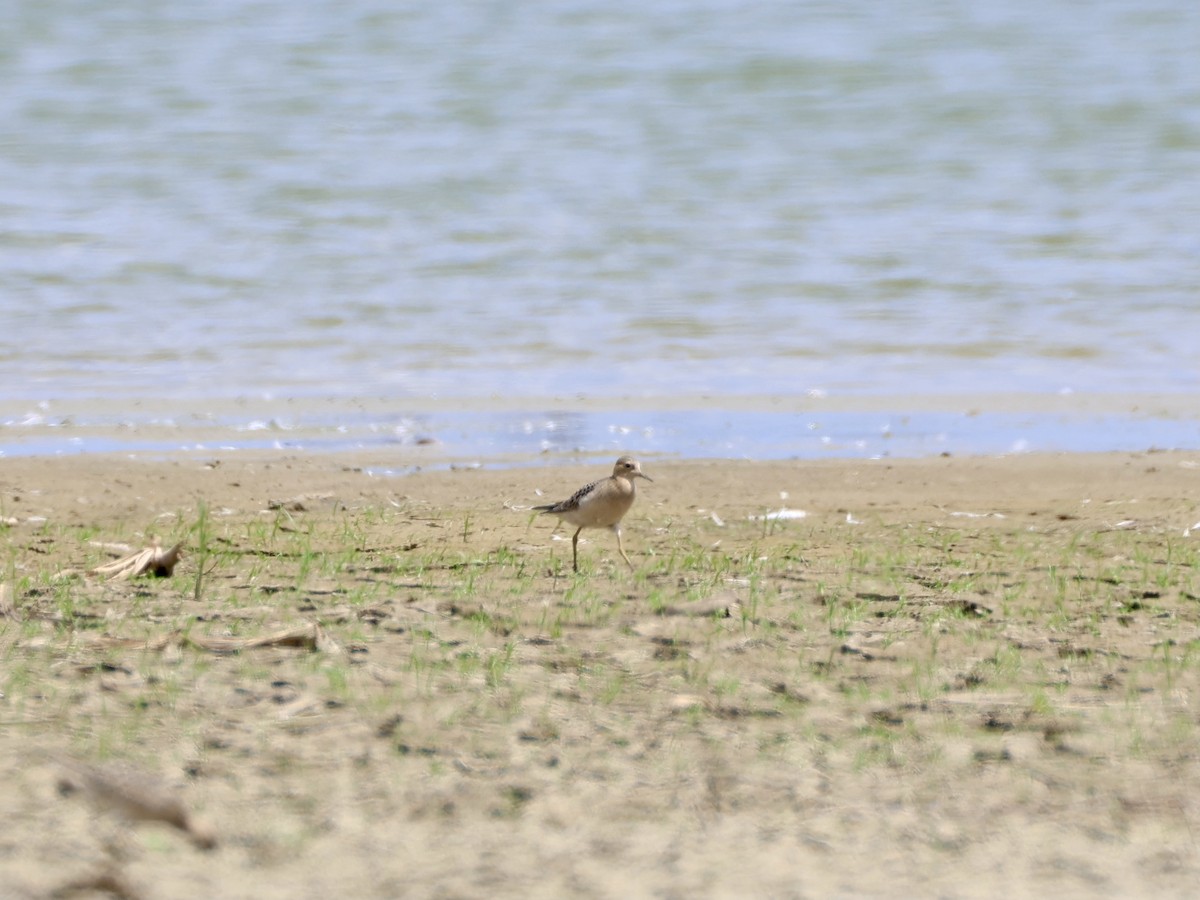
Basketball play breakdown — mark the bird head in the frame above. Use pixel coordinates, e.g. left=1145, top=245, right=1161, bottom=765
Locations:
left=614, top=456, right=652, bottom=482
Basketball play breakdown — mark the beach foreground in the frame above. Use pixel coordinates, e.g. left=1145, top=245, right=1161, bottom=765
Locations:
left=2, top=450, right=1199, bottom=897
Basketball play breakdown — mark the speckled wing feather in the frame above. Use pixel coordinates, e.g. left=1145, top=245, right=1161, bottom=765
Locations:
left=535, top=477, right=602, bottom=514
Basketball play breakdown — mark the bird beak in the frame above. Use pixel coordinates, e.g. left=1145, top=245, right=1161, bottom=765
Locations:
left=637, top=470, right=653, bottom=482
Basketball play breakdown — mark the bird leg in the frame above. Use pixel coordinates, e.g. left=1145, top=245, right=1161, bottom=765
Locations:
left=615, top=526, right=634, bottom=570
left=572, top=527, right=582, bottom=573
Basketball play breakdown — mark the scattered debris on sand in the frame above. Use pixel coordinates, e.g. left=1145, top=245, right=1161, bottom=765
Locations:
left=91, top=540, right=184, bottom=580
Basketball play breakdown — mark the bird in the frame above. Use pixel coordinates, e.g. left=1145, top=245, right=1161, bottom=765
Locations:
left=533, top=456, right=653, bottom=573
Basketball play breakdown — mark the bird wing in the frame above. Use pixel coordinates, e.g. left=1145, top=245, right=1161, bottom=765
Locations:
left=536, top=477, right=603, bottom=514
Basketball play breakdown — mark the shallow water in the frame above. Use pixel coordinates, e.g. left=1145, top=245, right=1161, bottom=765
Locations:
left=3, top=394, right=1198, bottom=465
left=2, top=1, right=1198, bottom=460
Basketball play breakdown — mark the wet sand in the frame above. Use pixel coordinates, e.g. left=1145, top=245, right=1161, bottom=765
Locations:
left=2, top=449, right=1200, bottom=897
left=4, top=389, right=1199, bottom=462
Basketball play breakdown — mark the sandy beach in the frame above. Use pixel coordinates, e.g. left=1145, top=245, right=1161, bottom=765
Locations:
left=2, top=448, right=1200, bottom=897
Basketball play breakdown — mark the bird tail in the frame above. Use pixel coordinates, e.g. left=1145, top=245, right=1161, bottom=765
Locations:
left=532, top=504, right=556, bottom=513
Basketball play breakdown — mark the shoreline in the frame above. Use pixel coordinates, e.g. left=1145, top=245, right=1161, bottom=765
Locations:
left=3, top=390, right=1198, bottom=463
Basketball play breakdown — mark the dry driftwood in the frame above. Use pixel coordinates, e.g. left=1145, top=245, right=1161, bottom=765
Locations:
left=51, top=867, right=144, bottom=900
left=185, top=622, right=341, bottom=654
left=92, top=622, right=341, bottom=656
left=91, top=540, right=184, bottom=580
left=54, top=755, right=217, bottom=851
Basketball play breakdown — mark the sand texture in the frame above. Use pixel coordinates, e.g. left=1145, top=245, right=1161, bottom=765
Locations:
left=2, top=450, right=1200, bottom=898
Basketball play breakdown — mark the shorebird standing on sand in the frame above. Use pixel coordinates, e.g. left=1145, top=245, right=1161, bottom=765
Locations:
left=534, top=456, right=653, bottom=573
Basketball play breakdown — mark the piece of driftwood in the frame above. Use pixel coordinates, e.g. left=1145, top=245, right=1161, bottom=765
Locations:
left=92, top=540, right=184, bottom=580
left=91, top=622, right=341, bottom=655
left=54, top=755, right=217, bottom=851
left=186, top=622, right=340, bottom=654
left=50, top=867, right=144, bottom=900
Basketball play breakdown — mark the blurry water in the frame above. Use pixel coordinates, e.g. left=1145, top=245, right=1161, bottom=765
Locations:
left=2, top=0, right=1199, bottom=457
